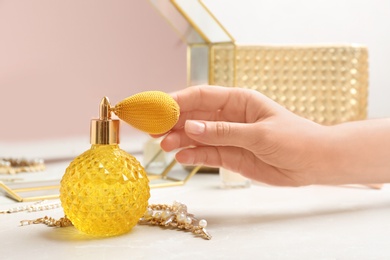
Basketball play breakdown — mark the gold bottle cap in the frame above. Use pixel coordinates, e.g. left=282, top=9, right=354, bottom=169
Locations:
left=90, top=97, right=120, bottom=145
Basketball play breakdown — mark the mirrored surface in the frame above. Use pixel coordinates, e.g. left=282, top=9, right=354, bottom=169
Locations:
left=150, top=0, right=233, bottom=43
left=149, top=0, right=205, bottom=43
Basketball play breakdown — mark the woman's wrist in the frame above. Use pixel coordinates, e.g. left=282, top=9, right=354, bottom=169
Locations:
left=315, top=119, right=390, bottom=185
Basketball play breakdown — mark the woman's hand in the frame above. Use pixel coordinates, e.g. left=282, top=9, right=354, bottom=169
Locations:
left=159, top=85, right=330, bottom=186
left=159, top=85, right=390, bottom=186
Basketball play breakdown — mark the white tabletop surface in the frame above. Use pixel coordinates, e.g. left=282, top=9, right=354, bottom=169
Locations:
left=1, top=135, right=390, bottom=260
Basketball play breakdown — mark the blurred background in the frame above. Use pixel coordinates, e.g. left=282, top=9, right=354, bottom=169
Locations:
left=0, top=0, right=186, bottom=142
left=1, top=0, right=389, bottom=142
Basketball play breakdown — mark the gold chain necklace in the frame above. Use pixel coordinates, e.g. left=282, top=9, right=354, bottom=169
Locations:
left=11, top=200, right=211, bottom=240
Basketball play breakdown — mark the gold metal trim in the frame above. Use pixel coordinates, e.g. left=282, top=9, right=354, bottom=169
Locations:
left=209, top=44, right=215, bottom=85
left=233, top=44, right=238, bottom=87
left=186, top=45, right=192, bottom=86
left=147, top=0, right=190, bottom=45
left=171, top=0, right=211, bottom=43
left=198, top=0, right=235, bottom=42
left=0, top=181, right=59, bottom=202
left=148, top=0, right=203, bottom=44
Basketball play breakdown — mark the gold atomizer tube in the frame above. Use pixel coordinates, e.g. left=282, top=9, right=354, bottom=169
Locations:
left=90, top=97, right=119, bottom=145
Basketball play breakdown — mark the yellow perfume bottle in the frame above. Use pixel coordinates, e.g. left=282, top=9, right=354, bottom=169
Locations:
left=60, top=97, right=150, bottom=237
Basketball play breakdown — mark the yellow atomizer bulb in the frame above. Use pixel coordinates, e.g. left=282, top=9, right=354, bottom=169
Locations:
left=60, top=97, right=150, bottom=237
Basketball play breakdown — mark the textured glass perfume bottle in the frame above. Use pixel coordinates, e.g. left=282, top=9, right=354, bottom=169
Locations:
left=60, top=97, right=150, bottom=237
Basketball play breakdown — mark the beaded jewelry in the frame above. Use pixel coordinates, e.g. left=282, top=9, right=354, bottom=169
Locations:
left=139, top=201, right=211, bottom=240
left=0, top=200, right=61, bottom=214
left=0, top=158, right=45, bottom=174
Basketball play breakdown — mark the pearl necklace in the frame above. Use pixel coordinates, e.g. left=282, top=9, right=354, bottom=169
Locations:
left=0, top=200, right=61, bottom=214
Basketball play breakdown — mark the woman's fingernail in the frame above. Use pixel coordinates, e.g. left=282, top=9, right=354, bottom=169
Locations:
left=185, top=120, right=205, bottom=135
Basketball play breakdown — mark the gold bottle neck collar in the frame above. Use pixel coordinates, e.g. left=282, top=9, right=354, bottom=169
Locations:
left=90, top=97, right=120, bottom=145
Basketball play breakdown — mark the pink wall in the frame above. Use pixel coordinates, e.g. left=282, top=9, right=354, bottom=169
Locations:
left=0, top=0, right=186, bottom=141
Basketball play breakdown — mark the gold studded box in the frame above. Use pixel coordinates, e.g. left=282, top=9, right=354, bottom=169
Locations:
left=210, top=44, right=368, bottom=124
left=150, top=0, right=368, bottom=125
